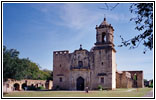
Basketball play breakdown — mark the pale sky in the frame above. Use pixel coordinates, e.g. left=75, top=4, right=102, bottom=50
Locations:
left=3, top=3, right=153, bottom=80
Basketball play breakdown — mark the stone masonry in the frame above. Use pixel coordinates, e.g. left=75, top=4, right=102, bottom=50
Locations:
left=3, top=79, right=53, bottom=92
left=116, top=71, right=144, bottom=88
left=53, top=17, right=144, bottom=90
left=53, top=18, right=116, bottom=90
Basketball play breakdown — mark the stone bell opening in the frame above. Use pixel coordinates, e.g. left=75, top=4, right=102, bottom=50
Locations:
left=102, top=32, right=106, bottom=43
left=76, top=77, right=84, bottom=90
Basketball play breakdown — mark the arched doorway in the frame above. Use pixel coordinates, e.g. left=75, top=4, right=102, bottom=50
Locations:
left=22, top=83, right=27, bottom=90
left=14, top=83, right=20, bottom=91
left=76, top=77, right=84, bottom=90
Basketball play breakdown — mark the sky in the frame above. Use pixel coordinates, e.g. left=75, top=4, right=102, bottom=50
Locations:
left=3, top=3, right=153, bottom=80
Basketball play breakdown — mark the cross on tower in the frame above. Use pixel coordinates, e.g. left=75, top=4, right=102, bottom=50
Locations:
left=104, top=14, right=106, bottom=21
left=79, top=44, right=82, bottom=50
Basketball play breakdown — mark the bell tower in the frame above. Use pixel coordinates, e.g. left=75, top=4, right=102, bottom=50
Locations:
left=92, top=17, right=116, bottom=90
left=95, top=17, right=114, bottom=47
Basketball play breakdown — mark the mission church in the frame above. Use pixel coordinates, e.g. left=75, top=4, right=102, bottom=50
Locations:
left=53, top=17, right=144, bottom=90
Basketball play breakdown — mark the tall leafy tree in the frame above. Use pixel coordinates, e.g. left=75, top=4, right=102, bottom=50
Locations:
left=119, top=3, right=153, bottom=53
left=3, top=46, right=53, bottom=81
left=3, top=46, right=20, bottom=80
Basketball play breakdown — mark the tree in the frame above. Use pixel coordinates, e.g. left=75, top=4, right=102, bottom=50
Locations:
left=119, top=3, right=153, bottom=53
left=3, top=46, right=53, bottom=81
left=3, top=46, right=21, bottom=80
left=42, top=69, right=53, bottom=80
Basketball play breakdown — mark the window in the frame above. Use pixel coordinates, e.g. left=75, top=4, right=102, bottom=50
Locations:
left=78, top=61, right=83, bottom=67
left=101, top=62, right=103, bottom=65
left=101, top=77, right=104, bottom=83
left=59, top=77, right=62, bottom=82
left=102, top=33, right=106, bottom=43
left=99, top=50, right=101, bottom=54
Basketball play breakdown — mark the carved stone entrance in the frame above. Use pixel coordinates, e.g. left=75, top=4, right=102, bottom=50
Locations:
left=76, top=77, right=84, bottom=90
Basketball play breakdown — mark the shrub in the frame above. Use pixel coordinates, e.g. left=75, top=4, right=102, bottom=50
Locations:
left=37, top=86, right=45, bottom=90
left=27, top=86, right=37, bottom=90
left=56, top=85, right=60, bottom=90
left=98, top=85, right=103, bottom=90
left=149, top=83, right=153, bottom=88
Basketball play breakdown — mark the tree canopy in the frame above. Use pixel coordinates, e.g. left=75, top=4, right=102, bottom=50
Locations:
left=3, top=46, right=52, bottom=81
left=119, top=3, right=153, bottom=53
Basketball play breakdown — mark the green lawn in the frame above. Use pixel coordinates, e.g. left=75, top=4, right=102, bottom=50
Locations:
left=3, top=88, right=152, bottom=97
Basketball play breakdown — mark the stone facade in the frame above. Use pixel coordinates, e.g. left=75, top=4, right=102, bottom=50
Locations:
left=116, top=71, right=133, bottom=88
left=53, top=18, right=116, bottom=90
left=53, top=17, right=144, bottom=90
left=116, top=71, right=144, bottom=88
left=127, top=71, right=144, bottom=88
left=3, top=79, right=53, bottom=92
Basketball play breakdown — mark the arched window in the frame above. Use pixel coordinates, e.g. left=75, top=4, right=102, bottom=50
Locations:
left=78, top=61, right=83, bottom=67
left=59, top=77, right=62, bottom=82
left=101, top=77, right=104, bottom=83
left=102, top=33, right=106, bottom=43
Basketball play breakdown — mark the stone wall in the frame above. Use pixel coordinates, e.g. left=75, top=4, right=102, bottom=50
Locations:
left=53, top=46, right=117, bottom=90
left=53, top=50, right=70, bottom=90
left=53, top=49, right=93, bottom=90
left=90, top=47, right=116, bottom=90
left=116, top=71, right=133, bottom=88
left=116, top=71, right=144, bottom=88
left=53, top=17, right=144, bottom=90
left=3, top=79, right=52, bottom=92
left=127, top=71, right=144, bottom=88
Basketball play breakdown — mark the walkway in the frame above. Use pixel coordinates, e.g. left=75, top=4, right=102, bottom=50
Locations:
left=142, top=89, right=153, bottom=97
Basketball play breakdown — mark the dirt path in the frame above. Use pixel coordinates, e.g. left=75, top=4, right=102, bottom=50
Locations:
left=142, top=89, right=153, bottom=97
left=126, top=89, right=135, bottom=92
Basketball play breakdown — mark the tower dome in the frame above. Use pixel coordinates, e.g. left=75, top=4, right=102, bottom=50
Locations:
left=100, top=17, right=109, bottom=26
left=98, top=17, right=113, bottom=29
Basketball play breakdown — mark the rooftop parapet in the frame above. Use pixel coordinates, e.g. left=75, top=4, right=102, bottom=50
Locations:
left=53, top=50, right=69, bottom=55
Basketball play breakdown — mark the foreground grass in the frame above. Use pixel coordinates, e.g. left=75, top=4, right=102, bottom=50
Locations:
left=4, top=88, right=152, bottom=97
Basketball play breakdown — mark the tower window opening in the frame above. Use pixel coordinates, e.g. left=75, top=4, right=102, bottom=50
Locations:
left=102, top=33, right=106, bottom=43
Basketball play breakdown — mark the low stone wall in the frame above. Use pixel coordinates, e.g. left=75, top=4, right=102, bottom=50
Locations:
left=3, top=79, right=53, bottom=92
left=116, top=70, right=144, bottom=88
left=116, top=71, right=133, bottom=88
left=127, top=71, right=144, bottom=88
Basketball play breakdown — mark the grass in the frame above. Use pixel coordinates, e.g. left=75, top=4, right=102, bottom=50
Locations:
left=3, top=88, right=152, bottom=97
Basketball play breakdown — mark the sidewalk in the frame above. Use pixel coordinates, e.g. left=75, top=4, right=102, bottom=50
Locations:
left=142, top=89, right=153, bottom=97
